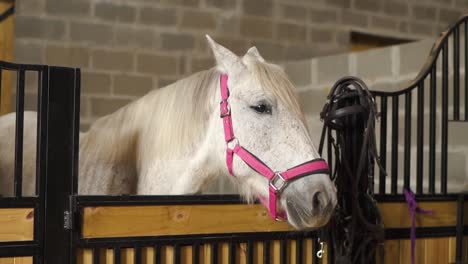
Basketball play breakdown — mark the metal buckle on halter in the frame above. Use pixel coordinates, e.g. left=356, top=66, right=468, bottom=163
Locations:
left=226, top=137, right=239, bottom=150
left=269, top=172, right=287, bottom=193
left=220, top=99, right=231, bottom=118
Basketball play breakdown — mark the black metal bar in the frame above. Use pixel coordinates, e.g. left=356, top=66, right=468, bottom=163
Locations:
left=0, top=241, right=40, bottom=257
left=134, top=246, right=141, bottom=264
left=14, top=69, right=25, bottom=197
left=229, top=242, right=236, bottom=264
left=379, top=96, right=388, bottom=194
left=296, top=239, right=303, bottom=264
left=192, top=243, right=200, bottom=264
left=74, top=231, right=315, bottom=248
left=263, top=241, right=270, bottom=264
left=454, top=26, right=460, bottom=120
left=75, top=195, right=246, bottom=206
left=0, top=70, right=2, bottom=111
left=247, top=241, right=254, bottom=264
left=327, top=129, right=333, bottom=175
left=391, top=96, right=399, bottom=195
left=429, top=66, right=437, bottom=194
left=280, top=240, right=286, bottom=264
left=114, top=247, right=121, bottom=264
left=43, top=67, right=81, bottom=264
left=211, top=243, right=218, bottom=264
left=441, top=43, right=449, bottom=194
left=465, top=21, right=468, bottom=121
left=375, top=193, right=459, bottom=202
left=384, top=226, right=457, bottom=239
left=404, top=92, right=411, bottom=189
left=174, top=244, right=181, bottom=264
left=154, top=245, right=161, bottom=264
left=35, top=67, right=48, bottom=264
left=312, top=239, right=318, bottom=264
left=417, top=81, right=424, bottom=194
left=455, top=194, right=464, bottom=262
left=93, top=248, right=100, bottom=264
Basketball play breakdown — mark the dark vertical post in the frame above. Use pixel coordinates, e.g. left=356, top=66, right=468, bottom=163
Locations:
left=416, top=81, right=424, bottom=194
left=404, top=92, right=412, bottom=190
left=279, top=240, right=286, bottom=264
left=211, top=243, right=218, bottom=264
left=192, top=243, right=200, bottom=264
left=154, top=245, right=161, bottom=264
left=246, top=241, right=254, bottom=264
left=0, top=70, right=2, bottom=110
left=295, top=239, right=302, bottom=264
left=465, top=22, right=468, bottom=121
left=429, top=66, right=437, bottom=194
left=263, top=241, right=270, bottom=264
left=174, top=244, right=180, bottom=264
left=34, top=67, right=48, bottom=263
left=229, top=242, right=236, bottom=264
left=441, top=43, right=449, bottom=194
left=134, top=246, right=141, bottom=264
left=379, top=96, right=388, bottom=194
left=391, top=96, right=399, bottom=195
left=93, top=248, right=100, bottom=264
left=42, top=67, right=80, bottom=264
left=454, top=26, right=460, bottom=120
left=114, top=247, right=121, bottom=264
left=14, top=69, right=25, bottom=197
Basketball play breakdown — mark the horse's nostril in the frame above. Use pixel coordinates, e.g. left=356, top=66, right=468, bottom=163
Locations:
left=312, top=191, right=322, bottom=210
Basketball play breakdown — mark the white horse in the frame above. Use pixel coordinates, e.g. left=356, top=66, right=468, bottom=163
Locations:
left=0, top=36, right=337, bottom=229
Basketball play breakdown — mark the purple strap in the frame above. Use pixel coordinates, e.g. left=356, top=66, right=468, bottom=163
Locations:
left=403, top=188, right=434, bottom=264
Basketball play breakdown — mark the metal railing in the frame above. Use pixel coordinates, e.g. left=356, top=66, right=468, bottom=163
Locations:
left=372, top=15, right=468, bottom=196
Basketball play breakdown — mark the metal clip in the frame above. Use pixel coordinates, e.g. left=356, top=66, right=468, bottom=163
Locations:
left=316, top=239, right=324, bottom=259
left=269, top=173, right=287, bottom=193
left=64, top=211, right=72, bottom=230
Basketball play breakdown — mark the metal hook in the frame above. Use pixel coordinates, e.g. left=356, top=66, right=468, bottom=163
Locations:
left=316, top=239, right=324, bottom=259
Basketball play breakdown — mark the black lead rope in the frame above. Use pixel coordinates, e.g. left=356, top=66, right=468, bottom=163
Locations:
left=318, top=77, right=386, bottom=264
left=0, top=5, right=14, bottom=23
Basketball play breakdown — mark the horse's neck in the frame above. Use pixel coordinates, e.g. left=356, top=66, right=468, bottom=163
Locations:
left=79, top=102, right=141, bottom=194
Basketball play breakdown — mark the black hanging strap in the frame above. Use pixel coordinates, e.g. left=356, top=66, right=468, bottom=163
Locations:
left=0, top=5, right=14, bottom=23
left=318, top=76, right=386, bottom=264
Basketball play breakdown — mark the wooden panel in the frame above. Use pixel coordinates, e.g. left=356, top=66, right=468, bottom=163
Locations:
left=0, top=257, right=33, bottom=264
left=378, top=201, right=457, bottom=228
left=82, top=204, right=293, bottom=238
left=0, top=208, right=34, bottom=241
left=380, top=240, right=399, bottom=264
left=0, top=0, right=14, bottom=115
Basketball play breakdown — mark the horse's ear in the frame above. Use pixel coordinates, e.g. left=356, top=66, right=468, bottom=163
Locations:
left=206, top=35, right=245, bottom=74
left=244, top=46, right=265, bottom=62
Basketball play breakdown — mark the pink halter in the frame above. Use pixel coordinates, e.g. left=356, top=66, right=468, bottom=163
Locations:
left=219, top=74, right=330, bottom=220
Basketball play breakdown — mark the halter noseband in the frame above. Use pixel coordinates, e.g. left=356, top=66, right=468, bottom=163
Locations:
left=219, top=74, right=330, bottom=220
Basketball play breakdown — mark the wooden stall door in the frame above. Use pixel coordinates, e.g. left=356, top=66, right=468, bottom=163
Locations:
left=0, top=0, right=14, bottom=115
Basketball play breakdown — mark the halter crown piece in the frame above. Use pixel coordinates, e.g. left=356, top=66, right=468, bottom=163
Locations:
left=219, top=74, right=330, bottom=220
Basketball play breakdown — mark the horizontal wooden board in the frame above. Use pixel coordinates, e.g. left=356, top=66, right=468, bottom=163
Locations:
left=0, top=208, right=34, bottom=241
left=378, top=201, right=457, bottom=228
left=82, top=204, right=293, bottom=238
left=0, top=257, right=33, bottom=264
left=82, top=201, right=459, bottom=238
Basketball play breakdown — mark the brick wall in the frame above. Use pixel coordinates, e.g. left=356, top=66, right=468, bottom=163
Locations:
left=14, top=0, right=468, bottom=129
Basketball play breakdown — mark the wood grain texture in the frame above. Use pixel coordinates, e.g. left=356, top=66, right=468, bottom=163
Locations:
left=378, top=201, right=457, bottom=228
left=0, top=257, right=33, bottom=264
left=0, top=208, right=33, bottom=241
left=0, top=0, right=14, bottom=115
left=82, top=204, right=293, bottom=238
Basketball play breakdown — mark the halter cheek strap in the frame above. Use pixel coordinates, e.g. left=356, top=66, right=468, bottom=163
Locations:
left=219, top=74, right=330, bottom=220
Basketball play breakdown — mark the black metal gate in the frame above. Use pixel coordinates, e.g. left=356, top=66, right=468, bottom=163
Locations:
left=0, top=61, right=80, bottom=263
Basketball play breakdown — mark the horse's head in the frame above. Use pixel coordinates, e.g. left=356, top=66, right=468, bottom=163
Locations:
left=206, top=36, right=337, bottom=230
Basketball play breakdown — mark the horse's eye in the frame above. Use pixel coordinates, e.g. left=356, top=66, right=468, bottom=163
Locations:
left=250, top=104, right=272, bottom=114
